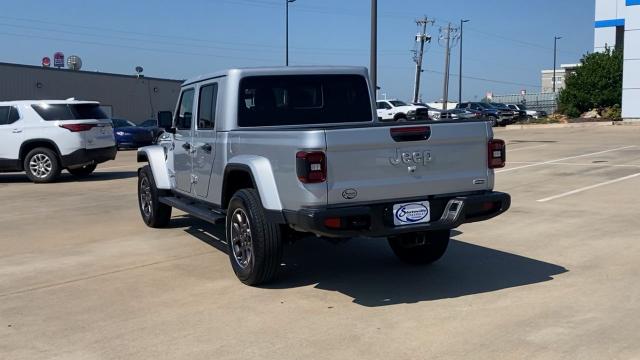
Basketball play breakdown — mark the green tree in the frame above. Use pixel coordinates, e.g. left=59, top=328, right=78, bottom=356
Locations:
left=558, top=47, right=623, bottom=118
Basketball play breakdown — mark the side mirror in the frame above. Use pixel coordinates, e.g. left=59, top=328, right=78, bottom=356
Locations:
left=157, top=111, right=173, bottom=131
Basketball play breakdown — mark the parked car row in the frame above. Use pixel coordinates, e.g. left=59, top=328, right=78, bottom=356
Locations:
left=376, top=99, right=547, bottom=126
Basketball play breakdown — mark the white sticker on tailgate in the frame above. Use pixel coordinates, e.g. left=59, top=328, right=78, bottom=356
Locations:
left=393, top=201, right=431, bottom=226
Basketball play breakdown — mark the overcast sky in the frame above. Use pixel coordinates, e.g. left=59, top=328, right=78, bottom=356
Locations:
left=3, top=0, right=594, bottom=102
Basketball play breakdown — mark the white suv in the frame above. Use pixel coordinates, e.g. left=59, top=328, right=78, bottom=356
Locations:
left=0, top=100, right=117, bottom=183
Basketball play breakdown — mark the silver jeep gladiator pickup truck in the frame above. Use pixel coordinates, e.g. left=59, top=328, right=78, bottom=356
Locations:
left=136, top=66, right=510, bottom=285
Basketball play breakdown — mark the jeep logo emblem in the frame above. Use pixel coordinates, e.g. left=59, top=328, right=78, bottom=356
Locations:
left=389, top=149, right=432, bottom=166
left=342, top=188, right=358, bottom=200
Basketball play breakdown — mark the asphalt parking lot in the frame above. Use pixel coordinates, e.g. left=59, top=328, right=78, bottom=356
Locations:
left=1, top=126, right=639, bottom=359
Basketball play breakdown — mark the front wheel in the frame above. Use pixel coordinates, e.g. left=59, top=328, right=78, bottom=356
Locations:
left=388, top=230, right=450, bottom=265
left=226, top=189, right=283, bottom=286
left=138, top=165, right=172, bottom=228
left=68, top=164, right=97, bottom=177
left=487, top=116, right=498, bottom=127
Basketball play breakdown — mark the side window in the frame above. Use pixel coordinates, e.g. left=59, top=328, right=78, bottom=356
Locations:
left=0, top=107, right=9, bottom=125
left=376, top=102, right=385, bottom=110
left=8, top=107, right=19, bottom=123
left=197, top=83, right=218, bottom=130
left=0, top=106, right=19, bottom=125
left=175, top=89, right=195, bottom=130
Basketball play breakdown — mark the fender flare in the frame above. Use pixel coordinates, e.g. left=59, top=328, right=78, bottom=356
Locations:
left=137, top=145, right=172, bottom=189
left=225, top=155, right=283, bottom=211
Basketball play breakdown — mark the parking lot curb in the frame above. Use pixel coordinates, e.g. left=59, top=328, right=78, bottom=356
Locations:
left=504, top=121, right=615, bottom=130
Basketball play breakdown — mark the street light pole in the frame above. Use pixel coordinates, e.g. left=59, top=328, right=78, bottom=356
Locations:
left=458, top=19, right=469, bottom=104
left=370, top=0, right=377, bottom=98
left=286, top=0, right=296, bottom=66
left=553, top=36, right=562, bottom=93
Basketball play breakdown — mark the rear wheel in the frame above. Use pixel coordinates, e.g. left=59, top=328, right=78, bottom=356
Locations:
left=138, top=165, right=172, bottom=228
left=24, top=147, right=61, bottom=183
left=68, top=164, right=97, bottom=177
left=388, top=230, right=450, bottom=265
left=226, top=189, right=283, bottom=286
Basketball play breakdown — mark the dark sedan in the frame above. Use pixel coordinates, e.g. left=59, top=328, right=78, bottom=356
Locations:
left=138, top=119, right=165, bottom=139
left=112, top=118, right=154, bottom=149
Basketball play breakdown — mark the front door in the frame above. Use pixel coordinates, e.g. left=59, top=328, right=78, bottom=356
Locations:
left=192, top=82, right=219, bottom=199
left=173, top=88, right=195, bottom=194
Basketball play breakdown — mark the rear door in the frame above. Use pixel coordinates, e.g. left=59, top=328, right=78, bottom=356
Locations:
left=0, top=106, right=23, bottom=162
left=173, top=88, right=196, bottom=194
left=192, top=81, right=219, bottom=199
left=324, top=122, right=491, bottom=205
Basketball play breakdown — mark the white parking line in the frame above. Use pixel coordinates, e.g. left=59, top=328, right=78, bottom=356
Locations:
left=537, top=172, right=640, bottom=202
left=508, top=161, right=640, bottom=168
left=507, top=144, right=547, bottom=152
left=498, top=145, right=636, bottom=173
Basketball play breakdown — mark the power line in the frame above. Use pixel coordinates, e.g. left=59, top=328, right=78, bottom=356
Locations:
left=0, top=31, right=279, bottom=63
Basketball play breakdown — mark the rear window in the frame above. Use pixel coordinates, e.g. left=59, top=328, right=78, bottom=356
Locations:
left=238, top=75, right=372, bottom=127
left=32, top=103, right=108, bottom=121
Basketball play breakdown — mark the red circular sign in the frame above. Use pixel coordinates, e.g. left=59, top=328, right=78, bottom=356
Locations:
left=42, top=57, right=51, bottom=67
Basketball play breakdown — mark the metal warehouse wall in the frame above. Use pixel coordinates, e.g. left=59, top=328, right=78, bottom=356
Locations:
left=0, top=62, right=182, bottom=123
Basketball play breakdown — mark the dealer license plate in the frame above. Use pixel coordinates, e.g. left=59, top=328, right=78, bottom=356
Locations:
left=393, top=201, right=431, bottom=226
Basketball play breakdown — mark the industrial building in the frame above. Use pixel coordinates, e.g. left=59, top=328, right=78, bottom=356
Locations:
left=0, top=62, right=182, bottom=123
left=595, top=0, right=640, bottom=120
left=540, top=64, right=580, bottom=93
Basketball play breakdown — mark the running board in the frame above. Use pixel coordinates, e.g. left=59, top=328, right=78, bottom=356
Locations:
left=159, top=196, right=226, bottom=225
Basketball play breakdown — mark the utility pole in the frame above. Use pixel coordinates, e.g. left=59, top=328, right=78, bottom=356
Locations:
left=370, top=0, right=377, bottom=98
left=458, top=19, right=470, bottom=104
left=553, top=36, right=562, bottom=93
left=440, top=23, right=459, bottom=111
left=285, top=0, right=296, bottom=66
left=412, top=17, right=433, bottom=104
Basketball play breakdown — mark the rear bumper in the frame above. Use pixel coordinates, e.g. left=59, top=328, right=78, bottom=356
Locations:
left=283, top=191, right=511, bottom=238
left=60, top=146, right=117, bottom=168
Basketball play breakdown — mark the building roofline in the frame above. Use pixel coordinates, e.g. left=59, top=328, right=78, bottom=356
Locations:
left=0, top=61, right=184, bottom=83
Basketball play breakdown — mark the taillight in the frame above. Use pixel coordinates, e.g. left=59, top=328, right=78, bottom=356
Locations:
left=59, top=124, right=97, bottom=132
left=488, top=139, right=506, bottom=169
left=296, top=151, right=326, bottom=183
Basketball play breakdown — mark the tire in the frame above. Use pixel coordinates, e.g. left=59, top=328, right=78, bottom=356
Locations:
left=68, top=164, right=97, bottom=177
left=138, top=165, right=172, bottom=228
left=226, top=188, right=283, bottom=286
left=394, top=114, right=408, bottom=122
left=487, top=116, right=498, bottom=127
left=23, top=147, right=61, bottom=183
left=388, top=230, right=451, bottom=265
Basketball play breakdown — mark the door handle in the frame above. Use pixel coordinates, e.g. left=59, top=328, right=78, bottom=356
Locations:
left=12, top=129, right=22, bottom=134
left=182, top=143, right=191, bottom=151
left=200, top=143, right=212, bottom=152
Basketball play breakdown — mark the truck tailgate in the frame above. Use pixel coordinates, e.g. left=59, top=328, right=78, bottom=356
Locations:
left=324, top=122, right=492, bottom=205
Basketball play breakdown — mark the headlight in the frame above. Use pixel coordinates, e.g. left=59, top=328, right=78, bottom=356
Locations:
left=116, top=131, right=125, bottom=136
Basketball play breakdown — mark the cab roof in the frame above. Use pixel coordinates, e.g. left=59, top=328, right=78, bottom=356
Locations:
left=182, top=66, right=369, bottom=87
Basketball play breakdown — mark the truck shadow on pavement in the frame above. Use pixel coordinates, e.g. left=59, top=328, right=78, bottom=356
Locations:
left=177, top=217, right=568, bottom=307
left=0, top=171, right=137, bottom=183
